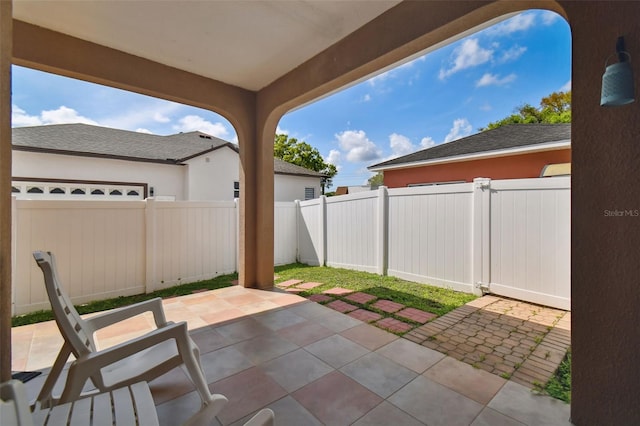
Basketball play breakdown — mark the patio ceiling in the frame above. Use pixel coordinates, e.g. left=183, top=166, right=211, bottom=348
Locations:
left=12, top=0, right=401, bottom=91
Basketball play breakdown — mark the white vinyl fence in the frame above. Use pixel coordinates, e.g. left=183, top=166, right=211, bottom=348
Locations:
left=298, top=177, right=570, bottom=310
left=12, top=176, right=570, bottom=315
left=11, top=199, right=298, bottom=315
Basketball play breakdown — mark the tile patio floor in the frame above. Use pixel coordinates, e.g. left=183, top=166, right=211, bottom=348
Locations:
left=11, top=286, right=572, bottom=425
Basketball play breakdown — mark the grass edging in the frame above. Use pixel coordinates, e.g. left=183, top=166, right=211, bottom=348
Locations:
left=544, top=348, right=571, bottom=403
left=12, top=272, right=237, bottom=327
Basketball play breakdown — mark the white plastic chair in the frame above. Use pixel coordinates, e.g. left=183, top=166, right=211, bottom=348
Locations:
left=1, top=379, right=275, bottom=426
left=32, top=251, right=213, bottom=408
left=1, top=380, right=32, bottom=425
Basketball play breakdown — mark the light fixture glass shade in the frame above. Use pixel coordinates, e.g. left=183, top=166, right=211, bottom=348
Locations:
left=601, top=58, right=635, bottom=107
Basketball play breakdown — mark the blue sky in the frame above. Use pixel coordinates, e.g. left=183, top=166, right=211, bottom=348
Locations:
left=12, top=9, right=570, bottom=189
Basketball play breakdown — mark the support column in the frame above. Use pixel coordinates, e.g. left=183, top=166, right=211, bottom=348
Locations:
left=561, top=1, right=640, bottom=424
left=238, top=110, right=276, bottom=289
left=0, top=0, right=12, bottom=382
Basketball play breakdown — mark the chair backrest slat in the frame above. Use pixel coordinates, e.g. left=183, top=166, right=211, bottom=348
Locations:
left=33, top=251, right=96, bottom=356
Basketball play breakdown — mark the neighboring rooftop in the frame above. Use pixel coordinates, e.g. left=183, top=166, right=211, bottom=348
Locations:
left=369, top=124, right=571, bottom=171
left=12, top=123, right=325, bottom=177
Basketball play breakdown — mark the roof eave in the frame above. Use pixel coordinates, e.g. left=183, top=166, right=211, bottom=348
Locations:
left=275, top=171, right=326, bottom=178
left=178, top=142, right=239, bottom=162
left=13, top=145, right=185, bottom=165
left=368, top=140, right=571, bottom=172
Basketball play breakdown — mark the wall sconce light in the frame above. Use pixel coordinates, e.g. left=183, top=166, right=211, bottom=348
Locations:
left=601, top=36, right=635, bottom=106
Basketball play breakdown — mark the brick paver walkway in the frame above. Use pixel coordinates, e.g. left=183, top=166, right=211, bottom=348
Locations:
left=348, top=309, right=382, bottom=323
left=396, top=307, right=437, bottom=324
left=371, top=299, right=405, bottom=313
left=326, top=299, right=358, bottom=313
left=376, top=317, right=414, bottom=333
left=405, top=295, right=570, bottom=388
left=344, top=292, right=377, bottom=304
left=277, top=278, right=571, bottom=390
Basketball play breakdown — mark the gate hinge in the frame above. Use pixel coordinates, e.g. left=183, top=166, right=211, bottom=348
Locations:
left=475, top=281, right=490, bottom=292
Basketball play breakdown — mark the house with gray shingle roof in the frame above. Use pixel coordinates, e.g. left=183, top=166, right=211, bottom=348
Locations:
left=368, top=124, right=571, bottom=188
left=11, top=123, right=325, bottom=201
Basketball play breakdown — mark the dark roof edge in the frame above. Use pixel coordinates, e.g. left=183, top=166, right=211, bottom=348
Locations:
left=13, top=145, right=185, bottom=165
left=275, top=170, right=328, bottom=178
left=178, top=142, right=239, bottom=162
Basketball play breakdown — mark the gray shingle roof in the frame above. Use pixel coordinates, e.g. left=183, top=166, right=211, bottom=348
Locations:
left=273, top=157, right=325, bottom=177
left=12, top=123, right=324, bottom=177
left=12, top=123, right=231, bottom=162
left=369, top=124, right=571, bottom=170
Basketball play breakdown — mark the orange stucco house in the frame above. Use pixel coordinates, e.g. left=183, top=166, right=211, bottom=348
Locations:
left=369, top=124, right=571, bottom=188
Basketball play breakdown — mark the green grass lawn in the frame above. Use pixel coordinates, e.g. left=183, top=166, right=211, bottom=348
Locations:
left=274, top=263, right=476, bottom=317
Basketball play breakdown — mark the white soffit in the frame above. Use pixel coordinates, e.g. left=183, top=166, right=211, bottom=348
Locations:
left=13, top=0, right=401, bottom=91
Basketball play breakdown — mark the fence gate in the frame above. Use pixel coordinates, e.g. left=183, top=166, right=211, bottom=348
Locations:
left=485, top=177, right=571, bottom=310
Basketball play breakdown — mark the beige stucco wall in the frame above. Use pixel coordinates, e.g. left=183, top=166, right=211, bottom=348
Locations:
left=560, top=2, right=640, bottom=424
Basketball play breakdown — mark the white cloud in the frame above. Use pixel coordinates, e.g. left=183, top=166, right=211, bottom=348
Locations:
left=444, top=118, right=473, bottom=143
left=12, top=105, right=99, bottom=127
left=439, top=38, right=493, bottom=80
left=480, top=103, right=492, bottom=112
left=326, top=149, right=341, bottom=165
left=491, top=12, right=536, bottom=35
left=540, top=10, right=560, bottom=26
left=560, top=80, right=572, bottom=92
left=389, top=133, right=416, bottom=157
left=362, top=94, right=372, bottom=102
left=153, top=112, right=170, bottom=123
left=12, top=105, right=43, bottom=127
left=476, top=73, right=517, bottom=87
left=100, top=101, right=182, bottom=131
left=420, top=136, right=436, bottom=149
left=136, top=128, right=153, bottom=134
left=276, top=125, right=289, bottom=135
left=173, top=115, right=230, bottom=138
left=500, top=45, right=527, bottom=63
left=41, top=106, right=99, bottom=125
left=335, top=130, right=382, bottom=162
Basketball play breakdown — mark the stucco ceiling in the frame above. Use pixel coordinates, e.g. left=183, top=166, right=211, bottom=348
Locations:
left=13, top=0, right=401, bottom=91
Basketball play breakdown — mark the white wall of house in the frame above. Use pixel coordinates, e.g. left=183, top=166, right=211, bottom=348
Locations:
left=13, top=149, right=322, bottom=202
left=275, top=174, right=321, bottom=201
left=185, top=147, right=239, bottom=201
left=13, top=151, right=186, bottom=200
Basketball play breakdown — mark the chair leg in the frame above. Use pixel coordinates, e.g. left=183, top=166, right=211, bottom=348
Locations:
left=177, top=337, right=213, bottom=406
left=35, top=344, right=72, bottom=409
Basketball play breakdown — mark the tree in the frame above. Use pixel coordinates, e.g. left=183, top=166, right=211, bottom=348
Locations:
left=274, top=134, right=338, bottom=193
left=368, top=172, right=384, bottom=189
left=482, top=91, right=571, bottom=130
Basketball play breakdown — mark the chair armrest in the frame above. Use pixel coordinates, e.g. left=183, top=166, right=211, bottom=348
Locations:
left=85, top=297, right=168, bottom=331
left=59, top=321, right=190, bottom=402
